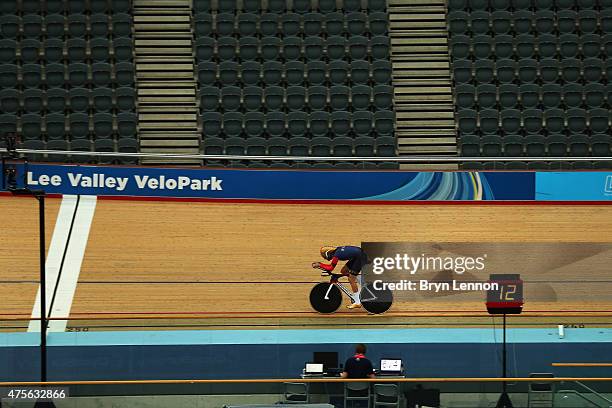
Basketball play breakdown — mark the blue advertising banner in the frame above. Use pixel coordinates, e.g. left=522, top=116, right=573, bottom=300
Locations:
left=536, top=172, right=612, bottom=201
left=0, top=163, right=537, bottom=201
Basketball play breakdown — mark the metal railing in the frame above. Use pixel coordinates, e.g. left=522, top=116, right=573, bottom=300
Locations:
left=1, top=148, right=611, bottom=163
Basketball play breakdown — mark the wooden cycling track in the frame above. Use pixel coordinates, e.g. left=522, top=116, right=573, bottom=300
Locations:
left=1, top=196, right=612, bottom=331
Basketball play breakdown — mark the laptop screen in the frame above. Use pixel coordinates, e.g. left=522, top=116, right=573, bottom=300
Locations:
left=305, top=363, right=324, bottom=374
left=380, top=359, right=402, bottom=372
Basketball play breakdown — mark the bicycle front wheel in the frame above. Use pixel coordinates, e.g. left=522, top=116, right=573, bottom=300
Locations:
left=309, top=282, right=342, bottom=314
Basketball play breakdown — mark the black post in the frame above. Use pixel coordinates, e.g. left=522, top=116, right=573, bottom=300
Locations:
left=496, top=313, right=513, bottom=408
left=38, top=194, right=47, bottom=382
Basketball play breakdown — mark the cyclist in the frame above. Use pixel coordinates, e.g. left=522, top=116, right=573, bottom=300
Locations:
left=312, top=245, right=368, bottom=309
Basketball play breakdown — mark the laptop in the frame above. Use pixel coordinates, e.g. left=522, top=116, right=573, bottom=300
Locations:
left=378, top=358, right=403, bottom=376
left=304, top=362, right=324, bottom=376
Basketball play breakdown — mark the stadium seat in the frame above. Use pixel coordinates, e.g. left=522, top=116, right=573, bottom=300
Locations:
left=24, top=88, right=43, bottom=113
left=580, top=34, right=602, bottom=59
left=479, top=109, right=499, bottom=135
left=306, top=61, right=326, bottom=86
left=369, top=12, right=388, bottom=36
left=311, top=136, right=333, bottom=156
left=259, top=13, right=279, bottom=37
left=546, top=134, right=568, bottom=156
left=374, top=110, right=394, bottom=136
left=578, top=10, right=598, bottom=34
left=327, top=36, right=347, bottom=61
left=559, top=34, right=580, bottom=59
left=457, top=109, right=478, bottom=134
left=0, top=89, right=20, bottom=114
left=261, top=37, right=281, bottom=61
left=239, top=37, right=259, bottom=61
left=448, top=11, right=468, bottom=34
left=330, top=85, right=350, bottom=110
left=535, top=10, right=554, bottom=34
left=223, top=113, right=244, bottom=138
left=303, top=13, right=324, bottom=36
left=283, top=37, right=302, bottom=61
left=474, top=59, right=494, bottom=84
left=373, top=85, right=393, bottom=110
left=117, top=137, right=138, bottom=164
left=217, top=37, right=237, bottom=61
left=266, top=111, right=286, bottom=138
left=557, top=10, right=577, bottom=34
left=331, top=111, right=351, bottom=137
left=264, top=86, right=284, bottom=111
left=376, top=136, right=396, bottom=156
left=477, top=84, right=497, bottom=110
left=451, top=35, right=470, bottom=60
left=591, top=134, right=612, bottom=156
left=347, top=12, right=367, bottom=36
left=512, top=10, right=533, bottom=35
left=453, top=60, right=472, bottom=84
left=246, top=137, right=267, bottom=156
left=0, top=39, right=17, bottom=63
left=288, top=137, right=310, bottom=156
left=567, top=108, right=587, bottom=134
left=45, top=14, right=65, bottom=38
left=286, top=86, right=306, bottom=111
left=518, top=59, right=538, bottom=83
left=93, top=88, right=113, bottom=112
left=116, top=87, right=135, bottom=112
left=68, top=63, right=89, bottom=87
left=539, top=59, right=560, bottom=84
left=537, top=34, right=558, bottom=59
left=218, top=0, right=238, bottom=13
left=352, top=85, right=372, bottom=110
left=304, top=37, right=324, bottom=61
left=281, top=13, right=301, bottom=36
left=23, top=139, right=46, bottom=162
left=330, top=61, right=350, bottom=85
left=221, top=86, right=241, bottom=111
left=309, top=111, right=330, bottom=138
left=46, top=113, right=67, bottom=140
left=69, top=88, right=89, bottom=113
left=537, top=84, right=561, bottom=111
left=93, top=113, right=114, bottom=139
left=354, top=136, right=375, bottom=156
left=195, top=13, right=213, bottom=37
left=23, top=15, right=43, bottom=38
left=523, top=109, right=543, bottom=134
left=473, top=35, right=493, bottom=59
left=262, top=61, right=282, bottom=85
left=584, top=83, right=605, bottom=108
left=308, top=86, right=327, bottom=111
left=219, top=61, right=239, bottom=85
left=112, top=13, right=132, bottom=38
left=241, top=61, right=261, bottom=86
left=285, top=61, right=305, bottom=86
left=267, top=137, right=289, bottom=156
left=589, top=108, right=609, bottom=134
left=353, top=111, right=373, bottom=137
left=23, top=64, right=43, bottom=88
left=238, top=13, right=257, bottom=37
left=372, top=60, right=392, bottom=84
left=94, top=139, right=116, bottom=164
left=325, top=12, right=345, bottom=36
left=569, top=135, right=590, bottom=157
left=92, top=62, right=112, bottom=87
left=503, top=134, right=524, bottom=157
left=495, top=59, right=515, bottom=84
left=456, top=84, right=475, bottom=109
left=288, top=112, right=308, bottom=138
left=563, top=84, right=583, bottom=109
left=91, top=14, right=110, bottom=38
left=46, top=88, right=67, bottom=113
left=583, top=58, right=604, bottom=83
left=69, top=113, right=90, bottom=139
left=333, top=136, right=354, bottom=156
left=91, top=38, right=111, bottom=62
left=243, top=86, right=263, bottom=111
left=113, top=38, right=133, bottom=61
left=0, top=64, right=18, bottom=88
left=349, top=36, right=369, bottom=60
left=501, top=109, right=521, bottom=134
left=46, top=140, right=69, bottom=163
left=520, top=84, right=540, bottom=109
left=200, top=86, right=220, bottom=111
left=196, top=38, right=215, bottom=61
left=544, top=108, right=565, bottom=134
left=21, top=114, right=43, bottom=141
left=244, top=112, right=265, bottom=138
left=515, top=34, right=536, bottom=59
left=494, top=35, right=514, bottom=60
left=267, top=0, right=287, bottom=13
left=492, top=11, right=511, bottom=35
left=202, top=112, right=222, bottom=137
left=470, top=11, right=489, bottom=35
left=20, top=39, right=41, bottom=64
left=498, top=84, right=518, bottom=109
left=481, top=135, right=503, bottom=156
left=561, top=58, right=581, bottom=83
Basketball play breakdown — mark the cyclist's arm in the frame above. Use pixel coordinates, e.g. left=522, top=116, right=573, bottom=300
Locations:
left=318, top=257, right=339, bottom=272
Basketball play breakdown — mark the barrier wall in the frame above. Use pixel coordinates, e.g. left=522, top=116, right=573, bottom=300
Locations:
left=2, top=163, right=612, bottom=201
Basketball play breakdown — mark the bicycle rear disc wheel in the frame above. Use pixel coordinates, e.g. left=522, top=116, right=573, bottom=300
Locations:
left=309, top=282, right=342, bottom=314
left=360, top=283, right=393, bottom=314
